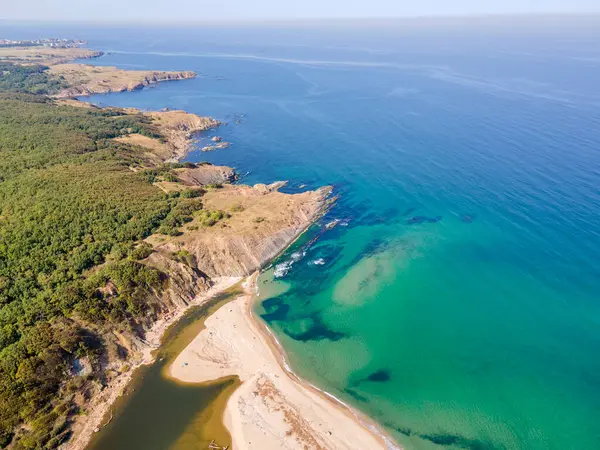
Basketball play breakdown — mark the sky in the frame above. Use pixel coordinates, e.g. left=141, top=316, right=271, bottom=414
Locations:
left=2, top=0, right=599, bottom=22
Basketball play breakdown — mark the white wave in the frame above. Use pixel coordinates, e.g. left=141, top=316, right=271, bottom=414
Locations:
left=290, top=250, right=306, bottom=262
left=273, top=261, right=293, bottom=278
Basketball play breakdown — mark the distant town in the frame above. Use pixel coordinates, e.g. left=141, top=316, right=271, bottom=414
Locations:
left=0, top=38, right=86, bottom=48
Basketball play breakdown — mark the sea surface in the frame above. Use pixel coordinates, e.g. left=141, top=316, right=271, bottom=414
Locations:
left=5, top=17, right=600, bottom=449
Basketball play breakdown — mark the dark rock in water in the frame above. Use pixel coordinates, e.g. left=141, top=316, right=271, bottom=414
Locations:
left=285, top=316, right=346, bottom=342
left=361, top=207, right=401, bottom=226
left=401, top=207, right=417, bottom=216
left=366, top=369, right=391, bottom=383
left=344, top=388, right=370, bottom=402
left=406, top=215, right=442, bottom=225
left=407, top=216, right=426, bottom=224
left=260, top=297, right=290, bottom=322
left=394, top=426, right=415, bottom=437
left=460, top=214, right=476, bottom=223
left=419, top=432, right=495, bottom=450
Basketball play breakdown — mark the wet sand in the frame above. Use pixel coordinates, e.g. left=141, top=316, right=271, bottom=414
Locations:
left=170, top=274, right=399, bottom=450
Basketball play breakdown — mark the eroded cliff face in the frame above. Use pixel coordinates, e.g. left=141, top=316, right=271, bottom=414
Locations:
left=111, top=109, right=219, bottom=163
left=175, top=164, right=237, bottom=185
left=65, top=164, right=332, bottom=450
left=149, top=182, right=333, bottom=278
left=63, top=256, right=214, bottom=450
left=50, top=74, right=332, bottom=448
left=145, top=109, right=220, bottom=162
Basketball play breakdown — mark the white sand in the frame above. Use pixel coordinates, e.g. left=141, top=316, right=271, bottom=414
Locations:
left=170, top=274, right=398, bottom=450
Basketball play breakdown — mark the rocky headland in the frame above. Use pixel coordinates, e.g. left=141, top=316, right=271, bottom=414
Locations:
left=50, top=64, right=197, bottom=98
left=60, top=100, right=335, bottom=450
left=0, top=43, right=394, bottom=450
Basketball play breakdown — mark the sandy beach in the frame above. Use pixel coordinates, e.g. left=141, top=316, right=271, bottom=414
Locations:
left=170, top=274, right=399, bottom=450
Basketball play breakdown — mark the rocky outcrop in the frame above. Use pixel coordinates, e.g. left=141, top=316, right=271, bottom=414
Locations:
left=176, top=164, right=237, bottom=186
left=77, top=50, right=104, bottom=60
left=145, top=109, right=220, bottom=162
left=51, top=67, right=197, bottom=99
left=132, top=71, right=197, bottom=91
left=158, top=184, right=333, bottom=278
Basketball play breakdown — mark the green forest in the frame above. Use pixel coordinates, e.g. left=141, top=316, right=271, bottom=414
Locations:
left=0, top=63, right=68, bottom=95
left=0, top=68, right=204, bottom=448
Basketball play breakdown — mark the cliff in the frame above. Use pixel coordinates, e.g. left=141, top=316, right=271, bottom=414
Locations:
left=50, top=64, right=197, bottom=98
left=62, top=140, right=333, bottom=450
left=152, top=183, right=332, bottom=277
left=112, top=109, right=219, bottom=163
left=65, top=180, right=332, bottom=450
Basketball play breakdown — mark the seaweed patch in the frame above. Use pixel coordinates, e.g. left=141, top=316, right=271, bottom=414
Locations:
left=284, top=316, right=347, bottom=342
left=406, top=215, right=443, bottom=225
left=366, top=369, right=391, bottom=383
left=344, top=388, right=370, bottom=402
left=260, top=298, right=291, bottom=322
left=361, top=207, right=401, bottom=226
left=419, top=432, right=497, bottom=450
left=388, top=424, right=498, bottom=450
left=394, top=426, right=414, bottom=437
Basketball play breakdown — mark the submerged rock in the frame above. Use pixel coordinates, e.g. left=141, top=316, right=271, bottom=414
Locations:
left=366, top=369, right=391, bottom=383
left=201, top=141, right=231, bottom=152
left=406, top=216, right=442, bottom=225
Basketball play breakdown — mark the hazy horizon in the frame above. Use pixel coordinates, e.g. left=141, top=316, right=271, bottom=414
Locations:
left=2, top=12, right=600, bottom=27
left=2, top=0, right=600, bottom=23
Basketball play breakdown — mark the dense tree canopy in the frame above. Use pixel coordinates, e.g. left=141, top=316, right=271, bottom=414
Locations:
left=0, top=93, right=202, bottom=448
left=0, top=63, right=68, bottom=95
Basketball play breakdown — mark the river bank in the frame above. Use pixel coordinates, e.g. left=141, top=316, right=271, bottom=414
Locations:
left=67, top=277, right=242, bottom=450
left=170, top=274, right=399, bottom=450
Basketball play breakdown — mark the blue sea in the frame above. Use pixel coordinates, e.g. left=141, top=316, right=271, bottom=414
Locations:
left=5, top=17, right=600, bottom=449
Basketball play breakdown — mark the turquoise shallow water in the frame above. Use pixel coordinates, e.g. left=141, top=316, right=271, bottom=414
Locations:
left=6, top=18, right=600, bottom=449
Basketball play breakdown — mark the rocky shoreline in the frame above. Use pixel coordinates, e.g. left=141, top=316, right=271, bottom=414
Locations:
left=52, top=67, right=197, bottom=98
left=16, top=44, right=395, bottom=450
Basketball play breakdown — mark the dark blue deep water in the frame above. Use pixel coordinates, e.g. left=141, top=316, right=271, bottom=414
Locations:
left=4, top=17, right=600, bottom=449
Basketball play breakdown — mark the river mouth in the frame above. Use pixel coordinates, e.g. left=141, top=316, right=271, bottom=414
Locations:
left=87, top=285, right=242, bottom=450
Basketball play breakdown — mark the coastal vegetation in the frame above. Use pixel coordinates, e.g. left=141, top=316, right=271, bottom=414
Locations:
left=0, top=43, right=332, bottom=450
left=0, top=92, right=205, bottom=447
left=0, top=63, right=67, bottom=95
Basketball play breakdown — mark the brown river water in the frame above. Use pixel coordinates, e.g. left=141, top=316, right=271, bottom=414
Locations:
left=86, top=285, right=242, bottom=450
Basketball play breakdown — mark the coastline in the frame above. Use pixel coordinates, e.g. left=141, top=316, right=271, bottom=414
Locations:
left=46, top=46, right=398, bottom=450
left=169, top=274, right=401, bottom=449
left=253, top=305, right=401, bottom=450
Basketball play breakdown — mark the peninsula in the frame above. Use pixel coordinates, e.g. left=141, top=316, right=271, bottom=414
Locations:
left=0, top=45, right=195, bottom=96
left=0, top=44, right=395, bottom=450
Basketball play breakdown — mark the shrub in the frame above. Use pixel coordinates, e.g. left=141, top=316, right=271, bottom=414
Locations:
left=129, top=242, right=153, bottom=260
left=181, top=188, right=204, bottom=198
left=230, top=203, right=244, bottom=212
